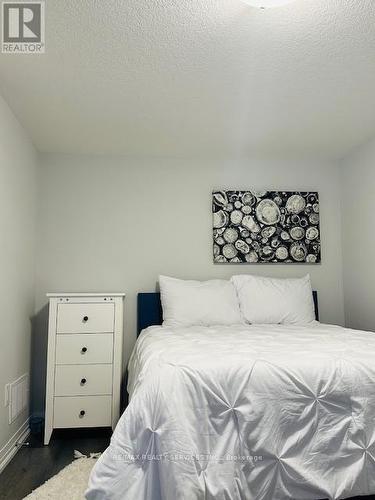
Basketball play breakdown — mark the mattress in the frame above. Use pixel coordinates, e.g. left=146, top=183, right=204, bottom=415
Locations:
left=86, top=323, right=375, bottom=500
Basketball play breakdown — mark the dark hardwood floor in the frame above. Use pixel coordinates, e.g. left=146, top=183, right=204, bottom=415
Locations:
left=0, top=428, right=111, bottom=500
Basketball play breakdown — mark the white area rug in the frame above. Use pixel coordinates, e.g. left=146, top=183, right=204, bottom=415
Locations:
left=24, top=453, right=98, bottom=500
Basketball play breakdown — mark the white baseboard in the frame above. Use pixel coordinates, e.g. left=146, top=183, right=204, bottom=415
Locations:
left=0, top=419, right=30, bottom=474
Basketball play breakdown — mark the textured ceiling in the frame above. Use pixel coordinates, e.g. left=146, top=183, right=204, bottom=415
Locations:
left=0, top=0, right=375, bottom=158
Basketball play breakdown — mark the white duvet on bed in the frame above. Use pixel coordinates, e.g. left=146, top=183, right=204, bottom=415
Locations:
left=86, top=323, right=375, bottom=500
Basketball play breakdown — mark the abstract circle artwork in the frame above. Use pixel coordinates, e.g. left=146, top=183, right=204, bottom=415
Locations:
left=212, top=191, right=321, bottom=264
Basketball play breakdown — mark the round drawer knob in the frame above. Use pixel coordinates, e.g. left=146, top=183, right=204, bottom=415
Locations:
left=81, top=347, right=87, bottom=354
left=83, top=316, right=89, bottom=322
left=79, top=410, right=86, bottom=417
left=80, top=378, right=87, bottom=385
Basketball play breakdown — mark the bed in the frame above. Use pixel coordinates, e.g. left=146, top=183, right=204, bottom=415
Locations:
left=86, top=291, right=375, bottom=500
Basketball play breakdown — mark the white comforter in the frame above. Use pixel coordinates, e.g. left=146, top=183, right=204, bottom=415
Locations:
left=86, top=323, right=375, bottom=500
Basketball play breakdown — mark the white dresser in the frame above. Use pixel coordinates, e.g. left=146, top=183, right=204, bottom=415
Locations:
left=44, top=293, right=125, bottom=445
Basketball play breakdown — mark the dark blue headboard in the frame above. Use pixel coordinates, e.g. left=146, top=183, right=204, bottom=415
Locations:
left=137, top=293, right=163, bottom=336
left=137, top=291, right=319, bottom=336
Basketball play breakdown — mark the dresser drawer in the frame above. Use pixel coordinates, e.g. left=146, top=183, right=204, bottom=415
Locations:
left=53, top=395, right=112, bottom=428
left=56, top=334, right=113, bottom=365
left=55, top=364, right=113, bottom=396
left=57, top=303, right=115, bottom=334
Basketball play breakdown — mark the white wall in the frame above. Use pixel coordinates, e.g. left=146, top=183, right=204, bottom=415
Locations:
left=35, top=154, right=345, bottom=377
left=0, top=95, right=36, bottom=453
left=340, top=137, right=375, bottom=331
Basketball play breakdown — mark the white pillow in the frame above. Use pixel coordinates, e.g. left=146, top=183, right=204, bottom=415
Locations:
left=231, top=274, right=315, bottom=325
left=159, top=275, right=243, bottom=327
